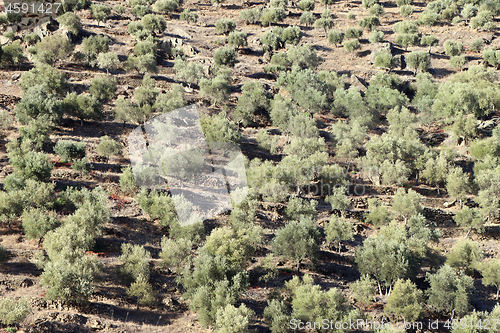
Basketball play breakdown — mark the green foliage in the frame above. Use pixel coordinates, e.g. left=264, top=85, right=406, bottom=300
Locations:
left=127, top=275, right=155, bottom=306
left=22, top=207, right=59, bottom=241
left=285, top=197, right=317, bottom=220
left=478, top=260, right=500, bottom=299
left=385, top=279, right=423, bottom=321
left=343, top=38, right=361, bottom=56
left=154, top=0, right=178, bottom=14
left=125, top=54, right=158, bottom=74
left=469, top=39, right=484, bottom=53
left=350, top=275, right=377, bottom=307
left=0, top=297, right=30, bottom=325
left=449, top=55, right=467, bottom=70
left=419, top=10, right=440, bottom=26
left=214, top=46, right=237, bottom=67
left=8, top=149, right=53, bottom=182
left=282, top=25, right=301, bottom=45
left=82, top=34, right=109, bottom=66
left=345, top=26, right=363, bottom=39
left=174, top=59, right=204, bottom=87
left=272, top=217, right=320, bottom=271
left=260, top=7, right=285, bottom=26
left=325, top=215, right=353, bottom=253
left=314, top=15, right=334, bottom=35
left=72, top=157, right=92, bottom=176
left=297, top=0, right=314, bottom=11
left=114, top=4, right=126, bottom=13
left=23, top=33, right=40, bottom=46
left=454, top=206, right=484, bottom=237
left=406, top=50, right=431, bottom=74
left=19, top=63, right=67, bottom=96
left=239, top=7, right=262, bottom=24
left=287, top=43, right=319, bottom=69
left=91, top=4, right=111, bottom=25
left=180, top=9, right=198, bottom=23
left=96, top=136, right=122, bottom=161
left=234, top=81, right=269, bottom=126
left=328, top=29, right=344, bottom=46
left=359, top=15, right=380, bottom=30
left=263, top=299, right=291, bottom=333
left=369, top=29, right=384, bottom=43
left=470, top=10, right=494, bottom=30
left=227, top=31, right=248, bottom=48
left=90, top=75, right=117, bottom=102
left=260, top=28, right=283, bottom=51
left=160, top=236, right=192, bottom=268
left=54, top=140, right=86, bottom=162
left=444, top=39, right=464, bottom=56
left=200, top=74, right=231, bottom=105
left=395, top=33, right=419, bottom=50
left=362, top=0, right=379, bottom=8
left=119, top=243, right=151, bottom=282
left=446, top=239, right=483, bottom=273
left=215, top=18, right=236, bottom=35
left=300, top=11, right=315, bottom=26
left=482, top=47, right=500, bottom=66
left=16, top=85, right=65, bottom=125
left=0, top=40, right=26, bottom=68
left=215, top=304, right=254, bottom=333
left=31, top=33, right=73, bottom=66
left=374, top=49, right=394, bottom=70
left=392, top=188, right=423, bottom=222
left=119, top=166, right=138, bottom=194
left=200, top=113, right=241, bottom=144
left=369, top=3, right=385, bottom=16
left=365, top=198, right=391, bottom=227
left=446, top=167, right=470, bottom=204
left=400, top=5, right=414, bottom=17
left=420, top=34, right=438, bottom=50
left=97, top=52, right=120, bottom=74
left=57, top=12, right=81, bottom=35
left=426, top=264, right=474, bottom=316
left=64, top=93, right=103, bottom=123
left=393, top=20, right=418, bottom=33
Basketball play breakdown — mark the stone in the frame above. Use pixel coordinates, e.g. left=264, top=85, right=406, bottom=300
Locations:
left=393, top=54, right=406, bottom=70
left=0, top=36, right=10, bottom=45
left=443, top=200, right=456, bottom=208
left=182, top=45, right=197, bottom=57
left=10, top=73, right=21, bottom=81
left=350, top=74, right=368, bottom=92
left=175, top=28, right=192, bottom=39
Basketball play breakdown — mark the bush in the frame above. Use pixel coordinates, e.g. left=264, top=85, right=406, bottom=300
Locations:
left=297, top=0, right=314, bottom=11
left=351, top=275, right=377, bottom=307
left=16, top=85, right=65, bottom=125
left=127, top=275, right=155, bottom=306
left=23, top=33, right=40, bottom=45
left=446, top=239, right=483, bottom=273
left=0, top=40, right=27, bottom=68
left=119, top=166, right=138, bottom=194
left=261, top=29, right=283, bottom=51
left=385, top=279, right=423, bottom=321
left=444, top=39, right=464, bottom=56
left=31, top=33, right=74, bottom=66
left=114, top=4, right=126, bottom=13
left=57, top=12, right=81, bottom=35
left=154, top=0, right=178, bottom=14
left=215, top=18, right=236, bottom=35
left=345, top=27, right=363, bottom=39
left=392, top=188, right=422, bottom=223
left=328, top=29, right=344, bottom=46
left=285, top=196, right=317, bottom=220
left=234, top=81, right=269, bottom=126
left=142, top=14, right=167, bottom=35
left=400, top=4, right=413, bottom=17
left=154, top=84, right=186, bottom=113
left=369, top=29, right=384, bottom=43
left=9, top=150, right=53, bottom=182
left=96, top=136, right=122, bottom=162
left=300, top=11, right=315, bottom=26
left=362, top=0, right=379, bottom=8
left=272, top=217, right=320, bottom=271
left=359, top=15, right=380, bottom=30
left=365, top=198, right=391, bottom=226
left=72, top=157, right=92, bottom=175
left=0, top=297, right=30, bottom=325
left=263, top=299, right=291, bottom=333
left=282, top=25, right=301, bottom=45
left=21, top=207, right=59, bottom=242
left=325, top=215, right=353, bottom=253
left=90, top=75, right=117, bottom=101
left=214, top=46, right=237, bottom=67
left=19, top=63, right=67, bottom=96
left=419, top=10, right=440, bottom=26
left=125, top=54, right=158, bottom=74
left=200, top=75, right=231, bottom=105
left=426, top=265, right=474, bottom=316
left=119, top=243, right=151, bottom=282
left=343, top=38, right=361, bottom=57
left=470, top=38, right=484, bottom=52
left=82, top=34, right=109, bottom=66
left=63, top=93, right=103, bottom=124
left=374, top=49, right=394, bottom=70
left=478, top=259, right=500, bottom=299
left=227, top=31, right=248, bottom=48
left=215, top=304, right=254, bottom=333
left=160, top=236, right=192, bottom=268
left=239, top=7, right=262, bottom=24
left=395, top=33, right=419, bottom=50
left=393, top=20, right=418, bottom=33
left=406, top=51, right=431, bottom=74
left=180, top=9, right=198, bottom=23
left=131, top=5, right=152, bottom=17
left=314, top=16, right=333, bottom=35
left=174, top=59, right=204, bottom=87
left=369, top=3, right=385, bottom=16
left=91, top=4, right=111, bottom=25
left=420, top=34, right=438, bottom=51
left=97, top=52, right=120, bottom=74
left=54, top=140, right=86, bottom=162
left=446, top=167, right=470, bottom=205
left=449, top=55, right=467, bottom=70
left=134, top=38, right=158, bottom=57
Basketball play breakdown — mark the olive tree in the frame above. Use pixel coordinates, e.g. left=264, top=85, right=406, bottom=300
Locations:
left=478, top=259, right=500, bottom=299
left=406, top=51, right=430, bottom=74
left=91, top=4, right=111, bottom=26
left=385, top=279, right=423, bottom=321
left=325, top=215, right=353, bottom=253
left=96, top=136, right=122, bottom=162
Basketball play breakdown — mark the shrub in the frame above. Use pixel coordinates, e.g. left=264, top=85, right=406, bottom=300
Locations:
left=19, top=63, right=67, bottom=96
left=31, top=34, right=73, bottom=66
left=314, top=16, right=333, bottom=35
left=288, top=43, right=319, bottom=69
left=127, top=275, right=155, bottom=306
left=400, top=4, right=413, bottom=17
left=119, top=166, right=138, bottom=194
left=90, top=75, right=117, bottom=101
left=154, top=0, right=178, bottom=14
left=124, top=54, right=158, bottom=74
left=325, top=215, right=353, bottom=253
left=395, top=33, right=419, bottom=50
left=328, top=29, right=344, bottom=46
left=362, top=0, right=379, bottom=8
left=215, top=304, right=254, bottom=333
left=282, top=25, right=301, bottom=45
left=9, top=150, right=53, bottom=182
left=154, top=84, right=187, bottom=113
left=82, top=34, right=109, bottom=66
left=227, top=31, right=248, bottom=48
left=57, top=12, right=81, bottom=35
left=406, top=51, right=430, bottom=74
left=142, top=14, right=167, bottom=35
left=180, top=9, right=198, bottom=23
left=97, top=52, right=120, bottom=74
left=343, top=39, right=361, bottom=57
left=419, top=10, right=440, bottom=26
left=446, top=167, right=470, bottom=205
left=359, top=15, right=380, bottom=30
left=263, top=299, right=291, bottom=333
left=91, top=4, right=111, bottom=25
left=134, top=38, right=158, bottom=57
left=449, top=55, right=467, bottom=70
left=426, top=265, right=474, bottom=316
left=392, top=188, right=422, bottom=223
left=345, top=26, right=363, bottom=39
left=21, top=207, right=59, bottom=242
left=174, top=59, right=204, bottom=87
left=446, top=239, right=483, bottom=273
left=72, top=158, right=92, bottom=176
left=470, top=38, right=484, bottom=52
left=297, top=0, right=314, bottom=11
left=63, top=93, right=104, bottom=125
left=132, top=5, right=153, bottom=18
left=0, top=297, right=30, bottom=325
left=385, top=279, right=423, bottom=321
left=365, top=198, right=391, bottom=226
left=23, top=33, right=40, bottom=45
left=119, top=243, right=151, bottom=282
left=114, top=4, right=126, bottom=13
left=214, top=46, right=237, bottom=67
left=0, top=40, right=26, bottom=68
left=369, top=3, right=385, bottom=16
left=285, top=197, right=317, bottom=220
left=54, top=140, right=86, bottom=162
left=200, top=75, right=231, bottom=105
left=393, top=20, right=418, bottom=33
left=444, top=39, right=464, bottom=56
left=160, top=236, right=192, bottom=268
left=261, top=8, right=285, bottom=26
left=420, top=34, right=438, bottom=51
left=374, top=49, right=394, bottom=70
left=16, top=85, right=65, bottom=125
left=272, top=216, right=320, bottom=272
left=477, top=259, right=500, bottom=299
left=369, top=29, right=384, bottom=43
left=96, top=136, right=122, bottom=162
left=350, top=275, right=377, bottom=307
left=215, top=18, right=236, bottom=35
left=300, top=11, right=315, bottom=26
left=234, top=81, right=269, bottom=126
left=260, top=29, right=283, bottom=51
left=239, top=7, right=262, bottom=24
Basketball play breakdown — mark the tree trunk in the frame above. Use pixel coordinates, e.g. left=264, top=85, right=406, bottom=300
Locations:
left=465, top=227, right=472, bottom=239
left=338, top=241, right=341, bottom=254
left=377, top=281, right=382, bottom=296
left=496, top=287, right=500, bottom=300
